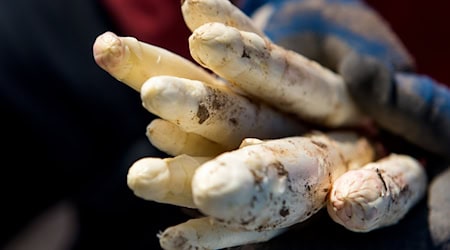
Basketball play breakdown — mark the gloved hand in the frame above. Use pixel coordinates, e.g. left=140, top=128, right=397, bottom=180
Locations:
left=341, top=54, right=450, bottom=158
left=241, top=0, right=415, bottom=72
left=93, top=0, right=440, bottom=249
left=243, top=0, right=450, bottom=159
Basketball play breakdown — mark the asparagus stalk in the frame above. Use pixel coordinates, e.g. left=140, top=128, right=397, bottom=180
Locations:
left=159, top=217, right=287, bottom=250
left=146, top=118, right=227, bottom=157
left=127, top=154, right=212, bottom=208
left=140, top=75, right=307, bottom=149
left=181, top=0, right=268, bottom=39
left=189, top=22, right=365, bottom=127
left=191, top=131, right=374, bottom=230
left=92, top=31, right=229, bottom=92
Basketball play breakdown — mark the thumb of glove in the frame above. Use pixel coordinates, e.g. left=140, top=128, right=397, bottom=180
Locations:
left=340, top=52, right=394, bottom=105
left=340, top=52, right=450, bottom=159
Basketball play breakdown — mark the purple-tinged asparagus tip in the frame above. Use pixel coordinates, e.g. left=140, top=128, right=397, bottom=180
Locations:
left=93, top=31, right=125, bottom=72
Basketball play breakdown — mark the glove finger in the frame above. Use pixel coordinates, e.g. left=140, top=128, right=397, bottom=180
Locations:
left=341, top=53, right=450, bottom=158
left=252, top=0, right=415, bottom=72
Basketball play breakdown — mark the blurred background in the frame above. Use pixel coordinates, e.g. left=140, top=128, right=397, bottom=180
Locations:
left=366, top=0, right=450, bottom=84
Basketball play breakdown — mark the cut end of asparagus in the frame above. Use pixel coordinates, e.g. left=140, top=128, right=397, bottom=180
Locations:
left=327, top=169, right=387, bottom=232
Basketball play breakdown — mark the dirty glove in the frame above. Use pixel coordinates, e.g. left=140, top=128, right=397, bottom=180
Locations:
left=341, top=53, right=450, bottom=159
left=241, top=0, right=415, bottom=72
left=244, top=0, right=450, bottom=159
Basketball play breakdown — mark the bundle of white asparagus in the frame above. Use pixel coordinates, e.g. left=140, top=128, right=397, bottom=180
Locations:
left=93, top=0, right=428, bottom=249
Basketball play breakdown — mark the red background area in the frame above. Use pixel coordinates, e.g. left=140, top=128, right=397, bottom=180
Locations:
left=365, top=0, right=450, bottom=85
left=101, top=0, right=192, bottom=59
left=103, top=0, right=450, bottom=86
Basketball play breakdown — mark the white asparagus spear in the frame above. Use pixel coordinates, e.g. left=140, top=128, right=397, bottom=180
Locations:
left=141, top=75, right=307, bottom=149
left=191, top=131, right=374, bottom=231
left=181, top=0, right=268, bottom=39
left=92, top=31, right=228, bottom=91
left=325, top=131, right=376, bottom=171
left=146, top=119, right=227, bottom=157
left=158, top=217, right=287, bottom=250
left=189, top=22, right=364, bottom=127
left=327, top=154, right=427, bottom=232
left=127, top=154, right=212, bottom=208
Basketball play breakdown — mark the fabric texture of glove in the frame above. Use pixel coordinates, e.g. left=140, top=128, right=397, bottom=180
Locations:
left=341, top=53, right=450, bottom=158
left=241, top=0, right=415, bottom=72
left=240, top=0, right=450, bottom=159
